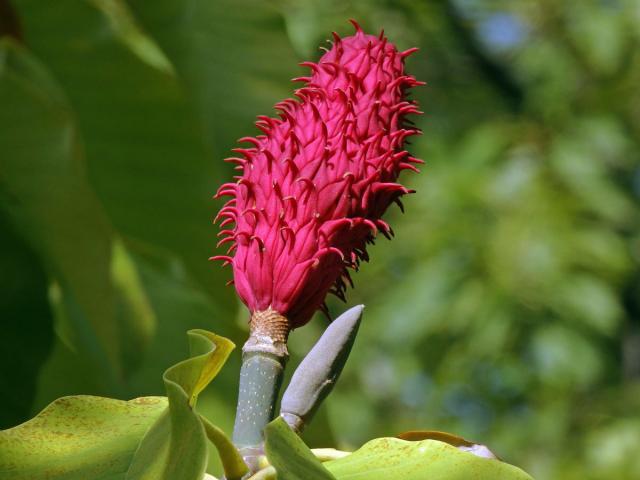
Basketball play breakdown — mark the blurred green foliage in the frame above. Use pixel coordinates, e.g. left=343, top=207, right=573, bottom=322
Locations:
left=1, top=0, right=639, bottom=479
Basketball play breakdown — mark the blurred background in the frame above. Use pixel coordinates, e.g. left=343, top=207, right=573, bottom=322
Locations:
left=1, top=0, right=639, bottom=478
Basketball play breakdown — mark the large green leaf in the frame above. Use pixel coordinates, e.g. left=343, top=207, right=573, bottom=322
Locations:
left=0, top=395, right=167, bottom=480
left=14, top=0, right=241, bottom=321
left=0, top=38, right=155, bottom=393
left=263, top=419, right=532, bottom=480
left=324, top=437, right=533, bottom=480
left=0, top=330, right=245, bottom=480
left=264, top=417, right=336, bottom=480
left=0, top=214, right=54, bottom=428
left=125, top=0, right=299, bottom=154
left=9, top=4, right=245, bottom=420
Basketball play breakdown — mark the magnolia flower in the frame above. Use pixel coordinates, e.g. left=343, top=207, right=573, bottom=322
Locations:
left=213, top=21, right=423, bottom=338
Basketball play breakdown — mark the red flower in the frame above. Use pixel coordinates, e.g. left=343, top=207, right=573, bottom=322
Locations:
left=213, top=21, right=423, bottom=334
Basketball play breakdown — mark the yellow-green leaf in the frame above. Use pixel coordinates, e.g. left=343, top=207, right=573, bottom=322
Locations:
left=324, top=437, right=534, bottom=480
left=126, top=329, right=238, bottom=480
left=0, top=330, right=242, bottom=480
left=264, top=417, right=336, bottom=480
left=0, top=396, right=167, bottom=480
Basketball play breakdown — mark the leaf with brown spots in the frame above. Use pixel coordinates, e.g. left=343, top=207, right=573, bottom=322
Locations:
left=0, top=395, right=167, bottom=480
left=0, top=330, right=245, bottom=480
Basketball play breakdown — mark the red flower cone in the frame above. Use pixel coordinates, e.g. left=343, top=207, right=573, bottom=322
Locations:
left=213, top=21, right=424, bottom=341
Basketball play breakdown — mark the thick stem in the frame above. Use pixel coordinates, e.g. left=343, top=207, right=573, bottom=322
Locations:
left=233, top=351, right=285, bottom=451
left=233, top=308, right=289, bottom=472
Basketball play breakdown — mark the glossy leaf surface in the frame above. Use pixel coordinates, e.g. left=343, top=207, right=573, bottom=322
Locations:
left=324, top=437, right=533, bottom=480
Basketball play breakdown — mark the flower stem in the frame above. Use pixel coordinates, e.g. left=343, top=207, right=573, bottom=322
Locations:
left=233, top=309, right=289, bottom=472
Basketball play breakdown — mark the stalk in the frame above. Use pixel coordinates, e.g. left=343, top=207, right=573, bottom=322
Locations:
left=233, top=309, right=289, bottom=472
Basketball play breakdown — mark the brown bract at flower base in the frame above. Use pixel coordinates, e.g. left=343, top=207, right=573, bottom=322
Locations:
left=212, top=20, right=424, bottom=341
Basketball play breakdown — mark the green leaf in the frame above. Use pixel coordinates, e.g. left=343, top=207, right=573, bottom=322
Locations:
left=13, top=0, right=239, bottom=329
left=88, top=0, right=175, bottom=75
left=0, top=395, right=168, bottom=480
left=0, top=38, right=156, bottom=392
left=111, top=239, right=157, bottom=374
left=124, top=0, right=299, bottom=156
left=0, top=330, right=244, bottom=480
left=116, top=247, right=241, bottom=475
left=200, top=415, right=248, bottom=480
left=0, top=214, right=54, bottom=428
left=264, top=417, right=336, bottom=480
left=185, top=330, right=236, bottom=406
left=126, top=329, right=243, bottom=480
left=324, top=437, right=533, bottom=480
